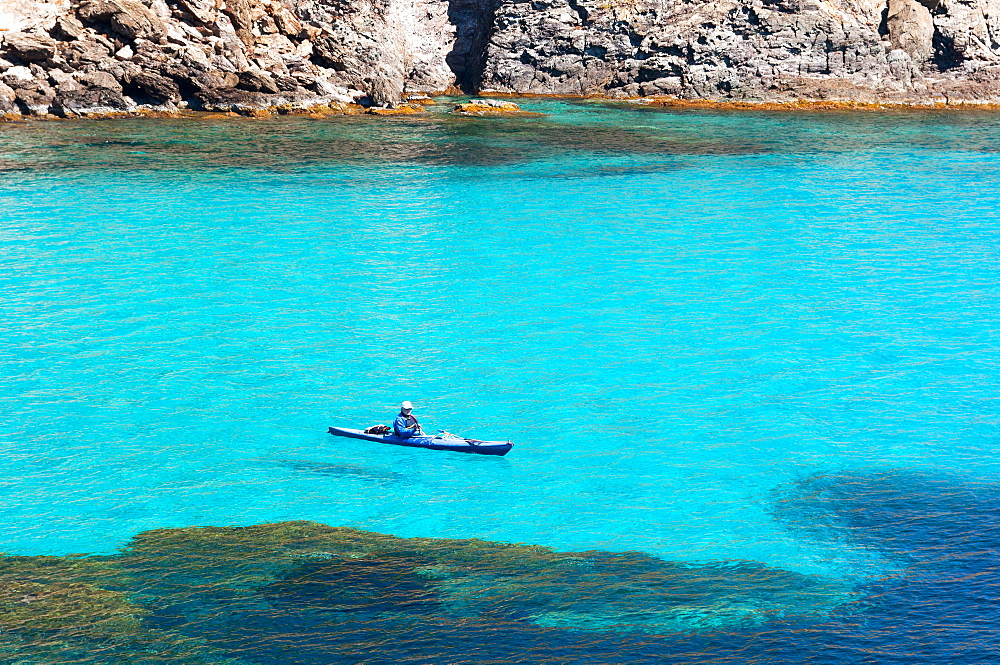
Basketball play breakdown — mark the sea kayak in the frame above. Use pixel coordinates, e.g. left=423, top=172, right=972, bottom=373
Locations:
left=327, top=427, right=513, bottom=456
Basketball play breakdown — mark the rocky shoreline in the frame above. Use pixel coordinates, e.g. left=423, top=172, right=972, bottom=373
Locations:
left=2, top=95, right=998, bottom=124
left=2, top=0, right=1000, bottom=120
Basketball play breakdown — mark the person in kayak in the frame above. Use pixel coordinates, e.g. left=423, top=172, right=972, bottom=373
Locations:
left=393, top=401, right=422, bottom=438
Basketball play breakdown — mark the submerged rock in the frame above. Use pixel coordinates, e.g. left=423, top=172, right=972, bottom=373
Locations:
left=0, top=521, right=856, bottom=662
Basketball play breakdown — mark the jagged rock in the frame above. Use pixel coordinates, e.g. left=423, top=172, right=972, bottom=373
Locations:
left=52, top=15, right=86, bottom=41
left=48, top=68, right=80, bottom=92
left=123, top=70, right=180, bottom=102
left=3, top=0, right=1000, bottom=118
left=3, top=32, right=57, bottom=62
left=176, top=0, right=218, bottom=25
left=76, top=69, right=124, bottom=92
left=236, top=69, right=279, bottom=92
left=310, top=33, right=349, bottom=72
left=62, top=35, right=114, bottom=65
left=214, top=13, right=252, bottom=69
left=77, top=0, right=167, bottom=42
left=271, top=6, right=300, bottom=36
left=0, top=81, right=17, bottom=113
left=220, top=0, right=254, bottom=47
left=53, top=85, right=131, bottom=115
left=10, top=78, right=56, bottom=114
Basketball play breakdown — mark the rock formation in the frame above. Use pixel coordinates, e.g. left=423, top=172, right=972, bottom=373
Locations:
left=1, top=0, right=1000, bottom=117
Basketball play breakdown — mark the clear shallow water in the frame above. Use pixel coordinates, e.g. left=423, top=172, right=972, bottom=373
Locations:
left=3, top=101, right=1000, bottom=660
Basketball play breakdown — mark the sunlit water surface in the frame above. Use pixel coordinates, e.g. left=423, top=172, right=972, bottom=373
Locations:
left=2, top=101, right=1000, bottom=662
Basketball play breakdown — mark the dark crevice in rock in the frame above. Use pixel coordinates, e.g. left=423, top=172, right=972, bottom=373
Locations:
left=932, top=29, right=965, bottom=71
left=566, top=0, right=590, bottom=25
left=878, top=3, right=890, bottom=38
left=446, top=0, right=500, bottom=93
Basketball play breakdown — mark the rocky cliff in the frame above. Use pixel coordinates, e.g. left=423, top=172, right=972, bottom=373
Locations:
left=1, top=0, right=999, bottom=116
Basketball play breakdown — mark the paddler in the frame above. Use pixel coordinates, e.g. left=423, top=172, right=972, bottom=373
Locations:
left=393, top=401, right=422, bottom=438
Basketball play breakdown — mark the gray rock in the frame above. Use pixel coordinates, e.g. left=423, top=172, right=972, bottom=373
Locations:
left=63, top=36, right=114, bottom=66
left=53, top=86, right=131, bottom=115
left=888, top=0, right=936, bottom=62
left=4, top=0, right=1000, bottom=118
left=49, top=69, right=81, bottom=92
left=0, top=81, right=17, bottom=113
left=368, top=76, right=403, bottom=106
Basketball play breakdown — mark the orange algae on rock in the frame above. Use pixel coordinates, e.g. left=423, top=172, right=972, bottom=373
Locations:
left=635, top=96, right=1000, bottom=112
left=453, top=100, right=544, bottom=117
left=367, top=104, right=427, bottom=116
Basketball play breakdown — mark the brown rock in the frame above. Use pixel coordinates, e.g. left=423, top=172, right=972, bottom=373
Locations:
left=271, top=6, right=300, bottom=36
left=237, top=69, right=279, bottom=93
left=124, top=70, right=181, bottom=103
left=3, top=33, right=58, bottom=63
left=193, top=70, right=241, bottom=90
left=63, top=36, right=114, bottom=66
left=176, top=0, right=219, bottom=25
left=52, top=16, right=87, bottom=41
left=192, top=86, right=257, bottom=111
left=76, top=70, right=124, bottom=92
left=221, top=0, right=255, bottom=47
left=77, top=0, right=167, bottom=42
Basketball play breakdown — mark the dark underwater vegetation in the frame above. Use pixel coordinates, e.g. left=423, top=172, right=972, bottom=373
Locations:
left=2, top=468, right=998, bottom=663
left=3, top=99, right=1000, bottom=176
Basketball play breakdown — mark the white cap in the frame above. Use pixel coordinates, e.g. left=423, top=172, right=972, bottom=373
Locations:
left=400, top=401, right=413, bottom=411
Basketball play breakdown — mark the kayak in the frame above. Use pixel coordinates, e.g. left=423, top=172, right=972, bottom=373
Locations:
left=327, top=426, right=513, bottom=456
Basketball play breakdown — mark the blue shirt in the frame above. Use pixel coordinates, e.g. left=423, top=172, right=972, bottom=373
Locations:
left=393, top=413, right=419, bottom=438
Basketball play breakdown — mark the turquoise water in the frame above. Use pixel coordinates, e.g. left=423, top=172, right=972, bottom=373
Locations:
left=3, top=101, right=1000, bottom=658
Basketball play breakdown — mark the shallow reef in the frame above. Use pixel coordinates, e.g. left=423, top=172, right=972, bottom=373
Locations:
left=0, top=521, right=851, bottom=664
left=5, top=468, right=1000, bottom=662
